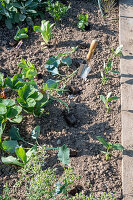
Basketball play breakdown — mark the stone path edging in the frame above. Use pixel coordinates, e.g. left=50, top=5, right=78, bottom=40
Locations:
left=119, top=0, right=133, bottom=199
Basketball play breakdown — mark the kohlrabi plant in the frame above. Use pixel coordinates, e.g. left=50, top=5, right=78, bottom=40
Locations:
left=97, top=136, right=124, bottom=160
left=101, top=45, right=123, bottom=85
left=44, top=47, right=77, bottom=75
left=100, top=92, right=120, bottom=113
left=77, top=14, right=89, bottom=31
left=33, top=20, right=55, bottom=45
left=14, top=27, right=28, bottom=41
left=46, top=0, right=71, bottom=23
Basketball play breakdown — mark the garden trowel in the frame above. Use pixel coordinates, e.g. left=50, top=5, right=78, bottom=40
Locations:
left=78, top=40, right=98, bottom=80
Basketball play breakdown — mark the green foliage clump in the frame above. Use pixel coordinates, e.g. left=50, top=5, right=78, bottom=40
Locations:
left=46, top=0, right=71, bottom=23
left=14, top=27, right=28, bottom=41
left=97, top=136, right=124, bottom=160
left=101, top=45, right=123, bottom=85
left=77, top=14, right=89, bottom=31
left=100, top=92, right=119, bottom=113
left=33, top=20, right=55, bottom=44
left=0, top=0, right=44, bottom=29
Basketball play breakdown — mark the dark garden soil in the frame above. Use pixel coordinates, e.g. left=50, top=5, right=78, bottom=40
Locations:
left=0, top=0, right=122, bottom=199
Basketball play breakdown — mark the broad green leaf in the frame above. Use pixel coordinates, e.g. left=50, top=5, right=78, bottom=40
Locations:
left=26, top=144, right=37, bottom=160
left=100, top=95, right=106, bottom=104
left=35, top=94, right=48, bottom=108
left=26, top=69, right=37, bottom=80
left=26, top=98, right=36, bottom=107
left=112, top=144, right=124, bottom=151
left=33, top=26, right=41, bottom=33
left=46, top=79, right=59, bottom=89
left=29, top=91, right=43, bottom=101
left=1, top=156, right=24, bottom=167
left=18, top=84, right=37, bottom=101
left=15, top=147, right=27, bottom=164
left=32, top=126, right=40, bottom=139
left=97, top=136, right=109, bottom=148
left=58, top=144, right=70, bottom=165
left=62, top=56, right=72, bottom=66
left=8, top=115, right=22, bottom=123
left=0, top=103, right=7, bottom=115
left=108, top=96, right=120, bottom=102
left=2, top=140, right=19, bottom=153
left=0, top=99, right=15, bottom=107
left=9, top=126, right=23, bottom=141
left=7, top=105, right=22, bottom=118
left=19, top=14, right=26, bottom=21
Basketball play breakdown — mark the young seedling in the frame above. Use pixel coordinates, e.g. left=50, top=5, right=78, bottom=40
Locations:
left=46, top=0, right=71, bottom=23
left=101, top=45, right=123, bottom=85
left=33, top=20, right=55, bottom=45
left=100, top=92, right=120, bottom=113
left=14, top=27, right=28, bottom=41
left=77, top=14, right=89, bottom=31
left=97, top=136, right=124, bottom=160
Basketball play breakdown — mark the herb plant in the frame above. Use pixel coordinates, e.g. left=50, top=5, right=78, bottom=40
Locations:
left=33, top=20, right=55, bottom=45
left=14, top=27, right=28, bottom=41
left=97, top=136, right=124, bottom=160
left=77, top=14, right=89, bottom=31
left=46, top=0, right=71, bottom=23
left=101, top=45, right=123, bottom=85
left=100, top=92, right=119, bottom=113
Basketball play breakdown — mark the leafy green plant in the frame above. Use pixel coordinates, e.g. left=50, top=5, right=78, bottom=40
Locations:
left=100, top=92, right=119, bottom=113
left=77, top=14, right=89, bottom=31
left=2, top=144, right=37, bottom=167
left=0, top=0, right=44, bottom=29
left=97, top=136, right=124, bottom=160
left=14, top=26, right=28, bottom=41
left=18, top=58, right=37, bottom=80
left=33, top=20, right=55, bottom=45
left=0, top=99, right=22, bottom=143
left=70, top=192, right=116, bottom=199
left=101, top=45, right=123, bottom=85
left=102, top=0, right=116, bottom=14
left=44, top=47, right=77, bottom=75
left=0, top=57, right=72, bottom=146
left=46, top=0, right=71, bottom=23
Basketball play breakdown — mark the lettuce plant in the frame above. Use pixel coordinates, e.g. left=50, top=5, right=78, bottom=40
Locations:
left=33, top=20, right=55, bottom=44
left=97, top=136, right=124, bottom=160
left=14, top=27, right=28, bottom=41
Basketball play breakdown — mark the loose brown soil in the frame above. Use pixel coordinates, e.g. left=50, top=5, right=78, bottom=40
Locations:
left=0, top=0, right=122, bottom=199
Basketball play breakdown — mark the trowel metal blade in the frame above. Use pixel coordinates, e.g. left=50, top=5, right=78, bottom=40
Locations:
left=78, top=63, right=91, bottom=80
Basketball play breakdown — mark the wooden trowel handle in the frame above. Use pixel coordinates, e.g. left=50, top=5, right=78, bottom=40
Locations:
left=87, top=40, right=98, bottom=61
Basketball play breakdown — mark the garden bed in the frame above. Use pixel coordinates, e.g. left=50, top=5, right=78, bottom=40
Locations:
left=0, top=0, right=122, bottom=199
